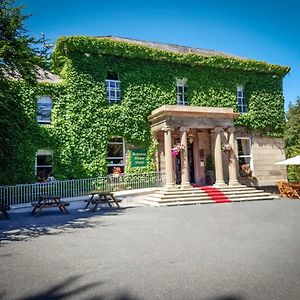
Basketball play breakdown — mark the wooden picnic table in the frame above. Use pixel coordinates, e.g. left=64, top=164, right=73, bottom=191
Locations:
left=31, top=195, right=70, bottom=217
left=290, top=183, right=300, bottom=198
left=277, top=181, right=300, bottom=199
left=84, top=191, right=121, bottom=212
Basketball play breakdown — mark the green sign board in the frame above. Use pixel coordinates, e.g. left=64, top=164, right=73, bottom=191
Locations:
left=130, top=148, right=148, bottom=167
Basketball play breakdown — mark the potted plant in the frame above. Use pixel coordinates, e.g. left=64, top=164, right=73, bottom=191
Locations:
left=240, top=164, right=252, bottom=178
left=112, top=166, right=122, bottom=178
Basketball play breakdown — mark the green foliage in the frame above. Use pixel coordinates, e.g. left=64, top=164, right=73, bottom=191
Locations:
left=0, top=36, right=289, bottom=184
left=52, top=36, right=290, bottom=76
left=0, top=0, right=51, bottom=84
left=284, top=98, right=300, bottom=182
left=0, top=80, right=58, bottom=184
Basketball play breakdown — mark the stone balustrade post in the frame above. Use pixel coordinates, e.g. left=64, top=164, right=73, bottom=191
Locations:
left=228, top=127, right=240, bottom=186
left=212, top=127, right=226, bottom=187
left=162, top=126, right=175, bottom=188
left=180, top=127, right=190, bottom=188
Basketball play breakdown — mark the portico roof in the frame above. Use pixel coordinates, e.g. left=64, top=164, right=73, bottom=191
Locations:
left=149, top=105, right=239, bottom=132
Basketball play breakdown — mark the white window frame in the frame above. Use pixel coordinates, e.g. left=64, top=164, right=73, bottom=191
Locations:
left=105, top=79, right=121, bottom=104
left=37, top=95, right=53, bottom=124
left=35, top=150, right=53, bottom=178
left=236, top=137, right=253, bottom=175
left=237, top=86, right=247, bottom=113
left=176, top=79, right=188, bottom=105
left=107, top=137, right=125, bottom=170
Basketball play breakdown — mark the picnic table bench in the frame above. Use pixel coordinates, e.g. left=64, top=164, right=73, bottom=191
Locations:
left=0, top=203, right=10, bottom=220
left=84, top=191, right=121, bottom=212
left=277, top=181, right=300, bottom=199
left=31, top=195, right=70, bottom=217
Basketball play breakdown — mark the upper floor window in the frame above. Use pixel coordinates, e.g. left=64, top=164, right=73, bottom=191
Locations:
left=107, top=137, right=125, bottom=174
left=105, top=72, right=121, bottom=104
left=176, top=79, right=188, bottom=105
left=237, top=86, right=247, bottom=113
left=35, top=150, right=53, bottom=182
left=37, top=96, right=53, bottom=124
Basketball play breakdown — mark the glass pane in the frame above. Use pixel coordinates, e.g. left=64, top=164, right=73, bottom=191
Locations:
left=237, top=139, right=251, bottom=155
left=37, top=100, right=52, bottom=123
left=116, top=91, right=120, bottom=99
left=109, top=137, right=123, bottom=142
left=110, top=90, right=116, bottom=99
left=110, top=81, right=116, bottom=88
left=37, top=155, right=52, bottom=166
left=107, top=158, right=124, bottom=165
left=107, top=144, right=123, bottom=157
left=116, top=81, right=120, bottom=88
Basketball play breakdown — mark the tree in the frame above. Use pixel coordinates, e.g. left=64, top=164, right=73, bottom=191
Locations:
left=0, top=0, right=52, bottom=184
left=284, top=97, right=300, bottom=181
left=0, top=0, right=51, bottom=84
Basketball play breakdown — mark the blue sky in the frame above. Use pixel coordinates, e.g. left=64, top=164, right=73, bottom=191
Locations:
left=22, top=0, right=300, bottom=109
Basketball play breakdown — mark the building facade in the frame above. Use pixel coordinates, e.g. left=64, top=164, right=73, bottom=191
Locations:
left=1, top=36, right=290, bottom=186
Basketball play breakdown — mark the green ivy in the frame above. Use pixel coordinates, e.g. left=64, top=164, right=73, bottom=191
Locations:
left=0, top=36, right=289, bottom=184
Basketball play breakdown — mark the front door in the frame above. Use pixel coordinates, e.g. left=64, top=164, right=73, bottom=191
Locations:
left=188, top=143, right=195, bottom=184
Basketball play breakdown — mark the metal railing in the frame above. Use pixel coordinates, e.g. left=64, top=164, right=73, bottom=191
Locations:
left=0, top=172, right=164, bottom=206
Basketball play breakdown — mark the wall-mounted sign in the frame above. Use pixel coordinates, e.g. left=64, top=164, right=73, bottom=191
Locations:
left=130, top=148, right=148, bottom=167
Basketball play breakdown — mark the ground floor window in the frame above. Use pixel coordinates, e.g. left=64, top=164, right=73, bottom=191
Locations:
left=237, top=138, right=253, bottom=177
left=107, top=137, right=125, bottom=174
left=35, top=150, right=53, bottom=182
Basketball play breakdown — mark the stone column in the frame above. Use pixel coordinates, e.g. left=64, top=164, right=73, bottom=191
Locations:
left=228, top=127, right=240, bottom=186
left=180, top=127, right=190, bottom=188
left=162, top=126, right=175, bottom=188
left=212, top=127, right=226, bottom=187
left=193, top=133, right=201, bottom=185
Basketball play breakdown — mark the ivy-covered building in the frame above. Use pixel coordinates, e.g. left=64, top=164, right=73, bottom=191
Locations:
left=2, top=36, right=290, bottom=187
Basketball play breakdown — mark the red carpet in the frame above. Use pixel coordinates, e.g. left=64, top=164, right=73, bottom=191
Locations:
left=193, top=185, right=232, bottom=203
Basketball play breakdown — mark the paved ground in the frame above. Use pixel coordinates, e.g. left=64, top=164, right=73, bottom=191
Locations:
left=1, top=199, right=300, bottom=300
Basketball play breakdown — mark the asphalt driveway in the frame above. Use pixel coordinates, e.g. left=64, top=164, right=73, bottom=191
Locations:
left=1, top=199, right=300, bottom=300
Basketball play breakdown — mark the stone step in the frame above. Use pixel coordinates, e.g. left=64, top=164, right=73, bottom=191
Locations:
left=139, top=185, right=278, bottom=207
left=140, top=195, right=276, bottom=207
left=149, top=189, right=269, bottom=200
left=157, top=187, right=256, bottom=196
left=146, top=192, right=273, bottom=203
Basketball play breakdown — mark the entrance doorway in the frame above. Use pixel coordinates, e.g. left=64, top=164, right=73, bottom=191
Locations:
left=188, top=143, right=195, bottom=184
left=174, top=143, right=195, bottom=185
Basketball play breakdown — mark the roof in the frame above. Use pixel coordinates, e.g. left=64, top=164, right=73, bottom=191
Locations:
left=96, top=36, right=245, bottom=60
left=53, top=36, right=290, bottom=76
left=96, top=35, right=246, bottom=59
left=36, top=68, right=61, bottom=83
left=4, top=67, right=61, bottom=84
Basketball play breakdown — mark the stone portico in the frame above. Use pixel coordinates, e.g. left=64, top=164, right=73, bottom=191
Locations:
left=149, top=105, right=240, bottom=189
left=140, top=105, right=278, bottom=206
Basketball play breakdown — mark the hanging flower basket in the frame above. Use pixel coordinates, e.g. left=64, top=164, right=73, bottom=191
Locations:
left=221, top=143, right=232, bottom=153
left=112, top=167, right=122, bottom=177
left=171, top=145, right=184, bottom=157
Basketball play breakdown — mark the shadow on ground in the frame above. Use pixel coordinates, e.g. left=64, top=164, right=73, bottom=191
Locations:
left=0, top=275, right=140, bottom=300
left=0, top=203, right=131, bottom=244
left=209, top=295, right=245, bottom=300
